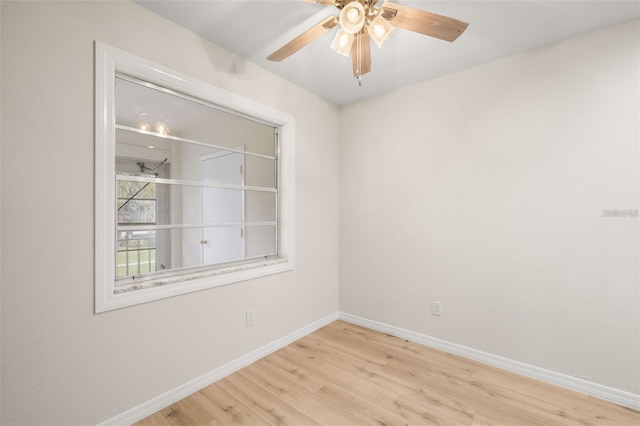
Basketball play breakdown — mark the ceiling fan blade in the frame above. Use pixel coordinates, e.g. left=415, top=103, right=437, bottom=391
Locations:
left=351, top=31, right=371, bottom=77
left=267, top=16, right=338, bottom=62
left=381, top=1, right=469, bottom=42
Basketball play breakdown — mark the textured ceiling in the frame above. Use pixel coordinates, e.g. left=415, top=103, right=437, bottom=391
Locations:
left=135, top=1, right=640, bottom=106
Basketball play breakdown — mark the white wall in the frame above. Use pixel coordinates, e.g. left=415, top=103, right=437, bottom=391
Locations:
left=0, top=1, right=339, bottom=424
left=340, top=19, right=639, bottom=394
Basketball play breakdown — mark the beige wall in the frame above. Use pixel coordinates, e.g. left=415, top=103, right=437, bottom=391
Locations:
left=340, top=19, right=639, bottom=394
left=0, top=1, right=339, bottom=424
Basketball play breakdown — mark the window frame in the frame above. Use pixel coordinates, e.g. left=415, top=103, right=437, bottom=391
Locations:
left=95, top=42, right=295, bottom=313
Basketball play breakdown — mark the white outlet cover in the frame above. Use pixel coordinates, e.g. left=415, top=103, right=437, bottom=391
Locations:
left=432, top=301, right=441, bottom=316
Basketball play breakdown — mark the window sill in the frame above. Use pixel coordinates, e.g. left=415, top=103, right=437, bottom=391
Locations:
left=97, top=256, right=293, bottom=312
left=114, top=257, right=289, bottom=294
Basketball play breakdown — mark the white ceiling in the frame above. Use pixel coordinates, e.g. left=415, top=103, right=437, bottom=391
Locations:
left=135, top=0, right=640, bottom=106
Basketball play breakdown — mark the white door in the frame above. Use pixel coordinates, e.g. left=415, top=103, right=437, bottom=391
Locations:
left=201, top=147, right=244, bottom=264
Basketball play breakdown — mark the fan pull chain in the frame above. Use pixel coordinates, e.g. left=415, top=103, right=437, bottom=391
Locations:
left=355, top=29, right=363, bottom=86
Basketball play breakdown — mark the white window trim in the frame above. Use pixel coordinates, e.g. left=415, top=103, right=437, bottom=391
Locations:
left=95, top=42, right=295, bottom=313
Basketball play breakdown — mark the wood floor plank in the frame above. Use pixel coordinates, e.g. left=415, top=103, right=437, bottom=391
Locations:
left=468, top=365, right=630, bottom=425
left=451, top=374, right=588, bottom=426
left=260, top=351, right=328, bottom=393
left=135, top=320, right=640, bottom=426
left=297, top=333, right=389, bottom=374
left=239, top=361, right=291, bottom=398
left=470, top=361, right=590, bottom=406
left=316, top=323, right=399, bottom=364
left=191, top=383, right=270, bottom=425
left=471, top=404, right=565, bottom=426
left=333, top=322, right=478, bottom=375
left=134, top=411, right=173, bottom=426
left=219, top=371, right=321, bottom=426
left=318, top=324, right=556, bottom=424
left=249, top=353, right=370, bottom=425
left=278, top=345, right=400, bottom=409
left=471, top=411, right=513, bottom=426
left=392, top=393, right=475, bottom=425
left=160, top=395, right=219, bottom=426
left=314, top=381, right=409, bottom=425
left=275, top=386, right=370, bottom=426
left=293, top=329, right=480, bottom=424
left=320, top=322, right=478, bottom=393
left=583, top=396, right=640, bottom=424
left=291, top=334, right=393, bottom=387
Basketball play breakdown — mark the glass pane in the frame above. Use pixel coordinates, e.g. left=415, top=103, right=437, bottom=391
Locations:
left=202, top=188, right=243, bottom=223
left=117, top=199, right=156, bottom=224
left=245, top=156, right=276, bottom=188
left=245, top=225, right=276, bottom=258
left=167, top=185, right=202, bottom=226
left=116, top=229, right=157, bottom=279
left=201, top=226, right=244, bottom=264
left=177, top=228, right=203, bottom=269
left=117, top=179, right=155, bottom=199
left=116, top=226, right=261, bottom=280
left=115, top=78, right=276, bottom=158
left=116, top=182, right=278, bottom=226
left=245, top=191, right=276, bottom=222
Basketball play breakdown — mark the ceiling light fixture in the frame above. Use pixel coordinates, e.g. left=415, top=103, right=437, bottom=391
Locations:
left=136, top=114, right=170, bottom=136
left=330, top=1, right=392, bottom=81
left=339, top=1, right=365, bottom=34
left=330, top=29, right=355, bottom=56
left=155, top=122, right=170, bottom=135
left=267, top=1, right=469, bottom=83
left=368, top=13, right=395, bottom=48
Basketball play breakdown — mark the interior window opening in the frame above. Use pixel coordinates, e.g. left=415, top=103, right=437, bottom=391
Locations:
left=95, top=42, right=295, bottom=312
left=113, top=75, right=278, bottom=288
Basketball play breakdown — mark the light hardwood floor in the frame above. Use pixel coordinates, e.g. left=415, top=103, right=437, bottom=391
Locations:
left=136, top=321, right=639, bottom=425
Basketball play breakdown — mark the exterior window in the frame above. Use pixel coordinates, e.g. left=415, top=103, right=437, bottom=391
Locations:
left=95, top=43, right=295, bottom=312
left=116, top=158, right=170, bottom=278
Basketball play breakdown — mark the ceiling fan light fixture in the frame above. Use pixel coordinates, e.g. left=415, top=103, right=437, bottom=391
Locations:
left=266, top=0, right=469, bottom=81
left=339, top=1, right=365, bottom=34
left=330, top=29, right=355, bottom=56
left=368, top=14, right=395, bottom=48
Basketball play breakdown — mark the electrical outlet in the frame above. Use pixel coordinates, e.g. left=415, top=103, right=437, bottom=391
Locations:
left=246, top=310, right=255, bottom=327
left=432, top=301, right=441, bottom=316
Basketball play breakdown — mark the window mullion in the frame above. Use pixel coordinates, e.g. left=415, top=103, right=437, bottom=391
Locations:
left=116, top=124, right=276, bottom=161
left=116, top=175, right=276, bottom=193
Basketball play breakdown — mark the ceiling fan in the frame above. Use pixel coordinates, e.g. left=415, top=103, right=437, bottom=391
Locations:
left=267, top=0, right=469, bottom=82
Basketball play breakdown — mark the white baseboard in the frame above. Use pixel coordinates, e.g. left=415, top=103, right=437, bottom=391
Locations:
left=338, top=312, right=640, bottom=411
left=98, top=312, right=339, bottom=426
